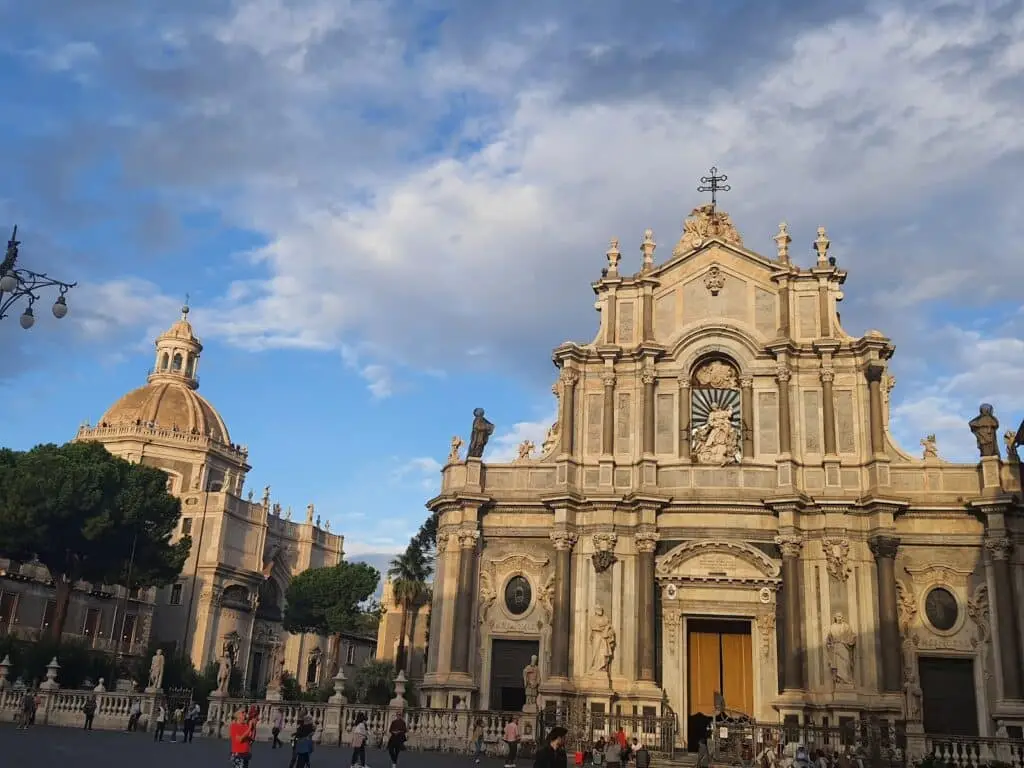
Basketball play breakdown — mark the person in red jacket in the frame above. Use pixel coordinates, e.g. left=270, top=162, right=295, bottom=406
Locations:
left=230, top=709, right=256, bottom=768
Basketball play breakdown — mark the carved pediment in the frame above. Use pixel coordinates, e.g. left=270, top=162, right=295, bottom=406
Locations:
left=656, top=539, right=781, bottom=585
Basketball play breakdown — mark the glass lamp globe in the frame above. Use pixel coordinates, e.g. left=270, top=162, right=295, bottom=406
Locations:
left=19, top=306, right=35, bottom=329
left=52, top=295, right=68, bottom=319
left=0, top=272, right=17, bottom=293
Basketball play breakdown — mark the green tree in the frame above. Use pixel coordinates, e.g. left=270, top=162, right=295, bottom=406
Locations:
left=387, top=544, right=432, bottom=672
left=283, top=561, right=380, bottom=671
left=0, top=441, right=190, bottom=640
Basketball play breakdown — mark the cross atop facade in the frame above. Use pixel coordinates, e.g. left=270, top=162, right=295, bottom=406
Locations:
left=697, top=166, right=731, bottom=209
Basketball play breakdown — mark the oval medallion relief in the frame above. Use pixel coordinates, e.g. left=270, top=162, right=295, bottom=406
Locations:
left=924, top=586, right=959, bottom=632
left=504, top=575, right=532, bottom=616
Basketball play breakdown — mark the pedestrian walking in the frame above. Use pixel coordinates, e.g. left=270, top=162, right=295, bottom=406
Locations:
left=294, top=717, right=316, bottom=768
left=271, top=707, right=285, bottom=748
left=472, top=719, right=486, bottom=763
left=170, top=704, right=184, bottom=742
left=127, top=698, right=142, bottom=731
left=387, top=712, right=408, bottom=768
left=504, top=715, right=522, bottom=767
left=153, top=704, right=167, bottom=741
left=349, top=711, right=369, bottom=767
left=183, top=702, right=201, bottom=742
left=230, top=709, right=256, bottom=768
left=83, top=696, right=97, bottom=730
left=18, top=690, right=34, bottom=730
left=533, top=726, right=568, bottom=768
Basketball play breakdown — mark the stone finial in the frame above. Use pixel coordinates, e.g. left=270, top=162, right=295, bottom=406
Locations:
left=94, top=677, right=106, bottom=693
left=774, top=222, right=791, bottom=264
left=390, top=670, right=408, bottom=709
left=328, top=668, right=347, bottom=704
left=40, top=656, right=60, bottom=690
left=814, top=226, right=831, bottom=266
left=640, top=229, right=656, bottom=272
left=605, top=238, right=621, bottom=277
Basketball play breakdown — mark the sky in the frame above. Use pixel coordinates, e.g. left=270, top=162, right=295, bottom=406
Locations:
left=1, top=0, right=1024, bottom=565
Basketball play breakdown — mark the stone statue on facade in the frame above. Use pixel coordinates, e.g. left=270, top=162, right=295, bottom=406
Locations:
left=588, top=606, right=617, bottom=673
left=1004, top=431, right=1020, bottom=462
left=969, top=404, right=1000, bottom=458
left=904, top=678, right=923, bottom=722
left=920, top=434, right=938, bottom=460
left=694, top=360, right=738, bottom=390
left=541, top=422, right=559, bottom=457
left=673, top=204, right=744, bottom=255
left=467, top=408, right=494, bottom=458
left=516, top=440, right=535, bottom=461
left=216, top=655, right=232, bottom=695
left=826, top=613, right=856, bottom=687
left=447, top=435, right=463, bottom=464
left=692, top=406, right=741, bottom=465
left=147, top=649, right=165, bottom=691
left=522, top=654, right=540, bottom=712
left=306, top=503, right=315, bottom=524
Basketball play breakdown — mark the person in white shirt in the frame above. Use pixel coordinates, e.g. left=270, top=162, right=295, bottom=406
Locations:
left=153, top=704, right=167, bottom=742
left=503, top=715, right=521, bottom=767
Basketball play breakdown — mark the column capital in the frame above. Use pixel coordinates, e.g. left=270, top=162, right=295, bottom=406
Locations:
left=986, top=535, right=1014, bottom=561
left=550, top=531, right=578, bottom=552
left=635, top=531, right=660, bottom=554
left=560, top=367, right=579, bottom=386
left=774, top=534, right=803, bottom=558
left=775, top=365, right=792, bottom=383
left=457, top=530, right=480, bottom=549
left=869, top=534, right=900, bottom=560
left=602, top=373, right=616, bottom=388
left=865, top=362, right=886, bottom=383
left=641, top=370, right=656, bottom=386
left=819, top=369, right=835, bottom=384
left=677, top=374, right=690, bottom=389
left=739, top=376, right=754, bottom=389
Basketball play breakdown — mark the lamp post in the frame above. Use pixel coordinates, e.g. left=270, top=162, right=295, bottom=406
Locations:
left=0, top=225, right=77, bottom=328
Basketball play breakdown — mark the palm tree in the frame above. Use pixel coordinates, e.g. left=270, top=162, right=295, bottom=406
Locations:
left=388, top=544, right=432, bottom=673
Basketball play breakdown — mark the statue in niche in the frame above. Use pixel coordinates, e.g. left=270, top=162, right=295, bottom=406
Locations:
left=467, top=408, right=494, bottom=458
left=825, top=612, right=856, bottom=687
left=1004, top=431, right=1020, bottom=462
left=920, top=434, right=938, bottom=460
left=447, top=435, right=463, bottom=464
left=588, top=606, right=616, bottom=673
left=968, top=404, right=1000, bottom=458
left=691, top=406, right=741, bottom=465
left=522, top=654, right=540, bottom=710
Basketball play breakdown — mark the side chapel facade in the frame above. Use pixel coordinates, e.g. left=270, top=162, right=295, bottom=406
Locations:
left=421, top=200, right=1024, bottom=744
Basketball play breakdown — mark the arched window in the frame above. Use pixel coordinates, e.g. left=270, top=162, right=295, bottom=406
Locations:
left=160, top=353, right=170, bottom=371
left=171, top=353, right=183, bottom=371
left=185, top=355, right=196, bottom=377
left=689, top=357, right=742, bottom=465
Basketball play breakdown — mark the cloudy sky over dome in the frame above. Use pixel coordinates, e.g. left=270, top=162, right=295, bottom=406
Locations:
left=2, top=0, right=1023, bottom=558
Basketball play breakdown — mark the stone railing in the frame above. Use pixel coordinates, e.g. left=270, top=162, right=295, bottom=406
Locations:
left=924, top=734, right=1024, bottom=768
left=0, top=688, right=156, bottom=730
left=204, top=698, right=524, bottom=751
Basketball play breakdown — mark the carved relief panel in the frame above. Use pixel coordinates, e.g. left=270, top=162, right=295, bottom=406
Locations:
left=478, top=551, right=553, bottom=632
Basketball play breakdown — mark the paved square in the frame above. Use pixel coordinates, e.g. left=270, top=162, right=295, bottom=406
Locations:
left=0, top=725, right=505, bottom=767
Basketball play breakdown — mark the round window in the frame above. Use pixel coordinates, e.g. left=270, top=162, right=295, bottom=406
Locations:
left=504, top=575, right=533, bottom=615
left=925, top=587, right=959, bottom=632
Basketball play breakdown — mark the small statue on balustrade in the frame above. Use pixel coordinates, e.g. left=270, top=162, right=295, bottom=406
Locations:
left=467, top=408, right=494, bottom=458
left=969, top=404, right=1000, bottom=458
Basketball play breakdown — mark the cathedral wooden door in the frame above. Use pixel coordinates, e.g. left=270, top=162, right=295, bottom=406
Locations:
left=686, top=619, right=754, bottom=748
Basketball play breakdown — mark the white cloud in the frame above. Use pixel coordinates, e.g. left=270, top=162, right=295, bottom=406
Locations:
left=486, top=414, right=556, bottom=463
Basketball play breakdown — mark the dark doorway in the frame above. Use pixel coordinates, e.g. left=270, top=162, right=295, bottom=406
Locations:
left=686, top=618, right=753, bottom=750
left=489, top=638, right=539, bottom=711
left=919, top=657, right=978, bottom=736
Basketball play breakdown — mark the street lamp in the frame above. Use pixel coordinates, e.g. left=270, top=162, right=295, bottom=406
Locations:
left=0, top=225, right=77, bottom=328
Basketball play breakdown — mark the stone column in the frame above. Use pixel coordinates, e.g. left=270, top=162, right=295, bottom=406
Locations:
left=450, top=530, right=480, bottom=674
left=677, top=377, right=691, bottom=459
left=821, top=369, right=837, bottom=456
left=549, top=532, right=578, bottom=678
left=986, top=536, right=1023, bottom=699
left=776, top=366, right=793, bottom=455
left=642, top=368, right=656, bottom=455
left=425, top=533, right=450, bottom=675
left=636, top=532, right=659, bottom=682
left=866, top=363, right=886, bottom=455
left=775, top=534, right=804, bottom=690
left=559, top=368, right=579, bottom=455
left=602, top=373, right=616, bottom=455
left=740, top=376, right=754, bottom=459
left=869, top=535, right=902, bottom=692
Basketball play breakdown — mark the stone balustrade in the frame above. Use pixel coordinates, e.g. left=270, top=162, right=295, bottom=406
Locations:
left=0, top=688, right=153, bottom=730
left=924, top=734, right=1024, bottom=768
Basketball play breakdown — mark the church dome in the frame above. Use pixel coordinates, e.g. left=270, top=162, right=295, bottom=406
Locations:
left=96, top=303, right=231, bottom=445
left=100, top=381, right=231, bottom=444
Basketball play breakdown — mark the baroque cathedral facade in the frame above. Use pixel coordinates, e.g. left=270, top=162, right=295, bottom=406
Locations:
left=421, top=199, right=1024, bottom=744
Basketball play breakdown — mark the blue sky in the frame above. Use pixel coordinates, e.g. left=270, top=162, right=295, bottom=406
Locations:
left=2, top=0, right=1024, bottom=560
